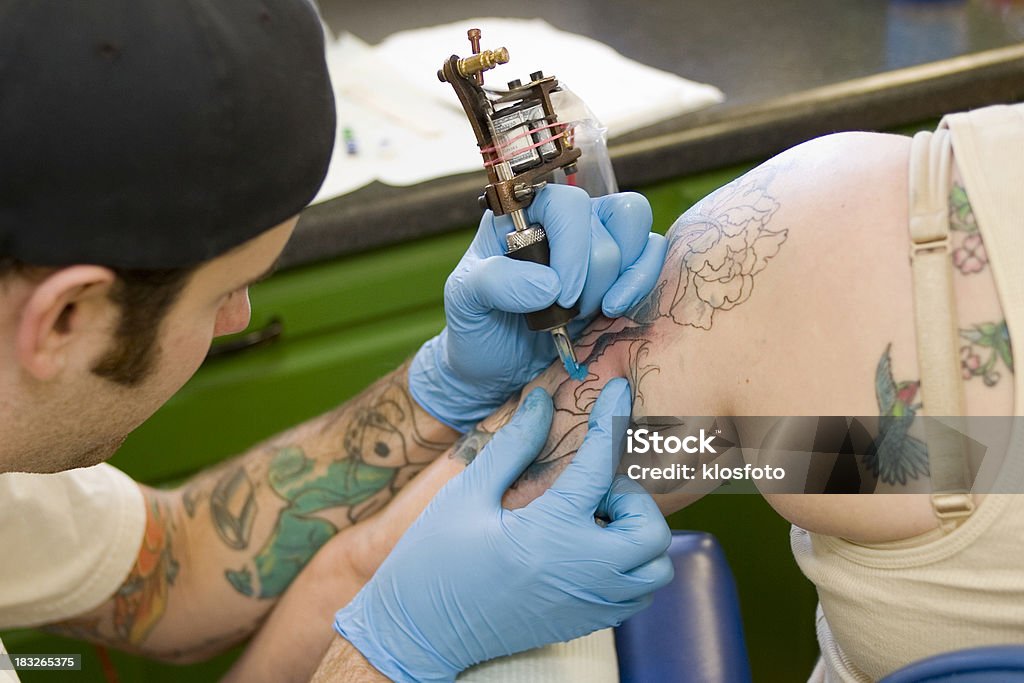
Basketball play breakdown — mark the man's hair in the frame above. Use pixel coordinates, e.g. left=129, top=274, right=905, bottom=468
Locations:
left=0, top=257, right=194, bottom=386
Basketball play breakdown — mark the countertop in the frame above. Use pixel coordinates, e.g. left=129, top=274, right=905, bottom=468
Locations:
left=281, top=0, right=1024, bottom=269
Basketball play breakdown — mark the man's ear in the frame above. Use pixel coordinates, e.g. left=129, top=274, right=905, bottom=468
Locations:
left=15, top=266, right=117, bottom=381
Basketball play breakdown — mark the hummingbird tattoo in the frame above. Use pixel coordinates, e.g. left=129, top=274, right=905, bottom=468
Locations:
left=865, top=344, right=930, bottom=486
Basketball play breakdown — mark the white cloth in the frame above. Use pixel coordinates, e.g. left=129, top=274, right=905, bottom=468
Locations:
left=457, top=628, right=618, bottom=683
left=314, top=18, right=724, bottom=201
left=0, top=463, right=145, bottom=629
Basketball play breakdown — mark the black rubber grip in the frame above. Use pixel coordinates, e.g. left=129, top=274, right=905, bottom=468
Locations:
left=506, top=233, right=579, bottom=331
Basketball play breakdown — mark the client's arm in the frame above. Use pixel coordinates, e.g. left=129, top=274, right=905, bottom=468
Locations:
left=472, top=130, right=1012, bottom=540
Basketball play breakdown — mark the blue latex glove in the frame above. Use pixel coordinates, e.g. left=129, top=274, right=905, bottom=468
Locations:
left=410, top=184, right=668, bottom=432
left=334, top=379, right=674, bottom=683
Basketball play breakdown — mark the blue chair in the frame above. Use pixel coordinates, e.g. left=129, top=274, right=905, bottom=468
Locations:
left=880, top=645, right=1024, bottom=682
left=614, top=531, right=752, bottom=683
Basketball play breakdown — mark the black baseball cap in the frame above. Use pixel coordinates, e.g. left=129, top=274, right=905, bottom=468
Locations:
left=0, top=0, right=336, bottom=269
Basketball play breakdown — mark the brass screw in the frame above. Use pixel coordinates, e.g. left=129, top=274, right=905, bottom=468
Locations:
left=467, top=28, right=483, bottom=84
left=456, top=48, right=509, bottom=78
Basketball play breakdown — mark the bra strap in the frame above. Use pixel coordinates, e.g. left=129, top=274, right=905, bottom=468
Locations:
left=907, top=129, right=974, bottom=530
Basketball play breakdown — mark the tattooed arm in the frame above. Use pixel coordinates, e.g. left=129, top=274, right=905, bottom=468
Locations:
left=459, top=131, right=1014, bottom=540
left=226, top=426, right=471, bottom=682
left=43, top=363, right=458, bottom=662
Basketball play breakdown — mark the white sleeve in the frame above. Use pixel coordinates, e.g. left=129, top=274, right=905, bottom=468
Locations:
left=0, top=463, right=146, bottom=629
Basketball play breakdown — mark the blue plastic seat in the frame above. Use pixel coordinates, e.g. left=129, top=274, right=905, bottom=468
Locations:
left=614, top=531, right=752, bottom=683
left=880, top=645, right=1024, bottom=682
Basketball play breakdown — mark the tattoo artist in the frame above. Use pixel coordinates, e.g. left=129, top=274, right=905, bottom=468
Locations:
left=0, top=2, right=672, bottom=682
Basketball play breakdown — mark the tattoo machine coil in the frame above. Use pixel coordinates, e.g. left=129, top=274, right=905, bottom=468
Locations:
left=437, top=28, right=589, bottom=375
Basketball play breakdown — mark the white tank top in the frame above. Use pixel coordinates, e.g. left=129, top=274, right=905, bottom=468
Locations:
left=793, top=103, right=1024, bottom=682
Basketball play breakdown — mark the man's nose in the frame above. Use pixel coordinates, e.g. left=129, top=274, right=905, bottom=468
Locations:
left=214, top=290, right=252, bottom=337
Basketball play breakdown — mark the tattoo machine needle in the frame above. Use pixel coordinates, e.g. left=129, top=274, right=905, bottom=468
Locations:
left=503, top=196, right=584, bottom=380
left=437, top=28, right=586, bottom=380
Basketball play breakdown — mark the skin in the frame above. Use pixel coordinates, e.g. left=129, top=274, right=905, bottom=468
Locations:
left=303, top=130, right=1014, bottom=680
left=239, top=454, right=462, bottom=682
left=0, top=220, right=296, bottom=474
left=0, top=217, right=461, bottom=673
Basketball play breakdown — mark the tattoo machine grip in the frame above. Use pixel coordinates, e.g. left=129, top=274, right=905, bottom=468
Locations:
left=506, top=225, right=579, bottom=331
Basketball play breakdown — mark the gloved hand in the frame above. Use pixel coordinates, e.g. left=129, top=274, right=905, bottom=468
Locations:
left=410, top=184, right=668, bottom=432
left=334, top=379, right=674, bottom=683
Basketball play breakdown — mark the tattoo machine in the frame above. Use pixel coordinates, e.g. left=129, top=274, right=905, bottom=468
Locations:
left=438, top=28, right=605, bottom=378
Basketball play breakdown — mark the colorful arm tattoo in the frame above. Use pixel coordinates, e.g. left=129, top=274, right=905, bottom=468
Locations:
left=950, top=182, right=989, bottom=275
left=182, top=364, right=453, bottom=600
left=43, top=364, right=456, bottom=661
left=867, top=345, right=929, bottom=486
left=224, top=446, right=397, bottom=599
left=960, top=320, right=1013, bottom=386
left=42, top=496, right=180, bottom=650
left=949, top=182, right=1014, bottom=386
